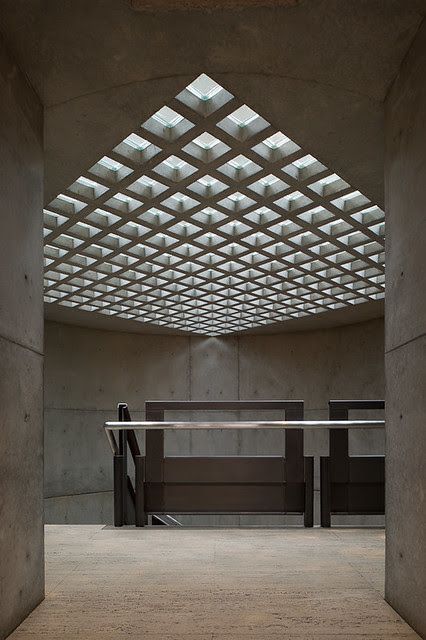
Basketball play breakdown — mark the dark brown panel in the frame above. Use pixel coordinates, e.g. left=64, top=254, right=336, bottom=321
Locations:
left=330, top=484, right=348, bottom=512
left=330, top=483, right=385, bottom=514
left=304, top=457, right=314, bottom=527
left=145, top=483, right=307, bottom=513
left=320, top=457, right=331, bottom=527
left=329, top=400, right=385, bottom=412
left=163, top=456, right=285, bottom=483
left=329, top=404, right=349, bottom=483
left=146, top=484, right=304, bottom=513
left=349, top=457, right=385, bottom=483
left=145, top=400, right=303, bottom=412
left=145, top=407, right=164, bottom=483
left=113, top=454, right=125, bottom=527
left=284, top=482, right=305, bottom=510
left=110, top=399, right=313, bottom=525
left=347, top=484, right=385, bottom=513
left=324, top=399, right=385, bottom=522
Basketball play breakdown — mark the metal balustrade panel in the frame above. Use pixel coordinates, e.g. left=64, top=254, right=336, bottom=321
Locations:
left=320, top=399, right=385, bottom=527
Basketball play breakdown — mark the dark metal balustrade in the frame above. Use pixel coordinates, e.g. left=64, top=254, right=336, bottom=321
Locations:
left=110, top=400, right=314, bottom=527
left=320, top=400, right=385, bottom=527
left=105, top=400, right=385, bottom=528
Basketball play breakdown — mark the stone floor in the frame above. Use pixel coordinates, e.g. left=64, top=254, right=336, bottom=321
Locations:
left=10, top=525, right=419, bottom=639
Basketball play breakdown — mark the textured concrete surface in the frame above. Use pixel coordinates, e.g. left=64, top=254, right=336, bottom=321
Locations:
left=44, top=492, right=114, bottom=525
left=385, top=20, right=426, bottom=639
left=0, top=36, right=44, bottom=640
left=44, top=318, right=384, bottom=525
left=131, top=0, right=300, bottom=9
left=9, top=525, right=420, bottom=639
left=26, top=0, right=423, bottom=348
left=44, top=297, right=384, bottom=337
left=1, top=0, right=424, bottom=207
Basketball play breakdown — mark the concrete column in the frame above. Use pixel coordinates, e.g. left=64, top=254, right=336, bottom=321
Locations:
left=385, top=22, right=426, bottom=639
left=0, top=38, right=44, bottom=638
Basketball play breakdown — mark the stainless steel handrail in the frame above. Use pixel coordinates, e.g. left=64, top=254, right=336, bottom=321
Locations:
left=104, top=419, right=384, bottom=454
left=105, top=419, right=384, bottom=431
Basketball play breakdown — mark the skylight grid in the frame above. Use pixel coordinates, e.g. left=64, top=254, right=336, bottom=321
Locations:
left=43, top=73, right=385, bottom=336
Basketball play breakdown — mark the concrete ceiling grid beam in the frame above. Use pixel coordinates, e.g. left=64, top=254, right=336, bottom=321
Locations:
left=42, top=73, right=385, bottom=336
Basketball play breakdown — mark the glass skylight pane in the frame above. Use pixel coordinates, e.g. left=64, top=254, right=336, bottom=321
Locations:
left=198, top=175, right=218, bottom=187
left=137, top=176, right=156, bottom=187
left=171, top=193, right=189, bottom=203
left=228, top=105, right=259, bottom=127
left=317, top=173, right=340, bottom=185
left=228, top=155, right=252, bottom=169
left=114, top=193, right=131, bottom=202
left=152, top=106, right=184, bottom=128
left=57, top=194, right=79, bottom=204
left=123, top=133, right=151, bottom=151
left=342, top=190, right=362, bottom=201
left=193, top=132, right=221, bottom=149
left=259, top=175, right=279, bottom=187
left=164, top=155, right=188, bottom=170
left=77, top=176, right=101, bottom=188
left=263, top=132, right=290, bottom=149
left=98, top=157, right=123, bottom=171
left=293, top=154, right=317, bottom=168
left=228, top=192, right=246, bottom=202
left=187, top=74, right=223, bottom=101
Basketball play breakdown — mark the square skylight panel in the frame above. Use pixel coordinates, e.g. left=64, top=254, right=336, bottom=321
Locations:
left=177, top=73, right=234, bottom=116
left=253, top=131, right=301, bottom=162
left=218, top=154, right=261, bottom=181
left=153, top=155, right=197, bottom=182
left=217, top=104, right=269, bottom=141
left=143, top=106, right=194, bottom=141
left=183, top=132, right=230, bottom=163
left=188, top=175, right=229, bottom=198
left=114, top=133, right=161, bottom=164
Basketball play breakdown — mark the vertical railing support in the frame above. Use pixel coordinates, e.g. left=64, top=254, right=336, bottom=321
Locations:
left=320, top=456, right=331, bottom=527
left=135, top=455, right=146, bottom=527
left=114, top=454, right=125, bottom=527
left=145, top=405, right=165, bottom=514
left=304, top=456, right=314, bottom=527
left=320, top=400, right=385, bottom=527
left=114, top=403, right=128, bottom=526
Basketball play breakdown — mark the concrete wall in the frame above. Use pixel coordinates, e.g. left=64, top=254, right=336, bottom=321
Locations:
left=44, top=317, right=384, bottom=526
left=385, top=21, right=426, bottom=639
left=0, top=39, right=44, bottom=639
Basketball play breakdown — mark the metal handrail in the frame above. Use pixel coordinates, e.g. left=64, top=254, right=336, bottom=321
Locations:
left=105, top=419, right=384, bottom=430
left=104, top=419, right=384, bottom=453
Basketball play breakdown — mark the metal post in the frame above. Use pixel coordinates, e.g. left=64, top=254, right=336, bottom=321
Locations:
left=284, top=404, right=305, bottom=483
left=304, top=457, right=314, bottom=527
left=329, top=405, right=349, bottom=482
left=328, top=404, right=349, bottom=520
left=135, top=455, right=146, bottom=527
left=117, top=403, right=128, bottom=525
left=145, top=406, right=165, bottom=514
left=114, top=454, right=125, bottom=526
left=320, top=457, right=331, bottom=527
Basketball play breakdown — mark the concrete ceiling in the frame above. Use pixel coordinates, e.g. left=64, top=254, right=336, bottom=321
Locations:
left=45, top=297, right=384, bottom=337
left=42, top=74, right=385, bottom=336
left=1, top=0, right=425, bottom=334
left=1, top=0, right=425, bottom=202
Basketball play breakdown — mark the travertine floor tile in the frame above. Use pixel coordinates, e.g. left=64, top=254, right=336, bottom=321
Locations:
left=9, top=526, right=420, bottom=639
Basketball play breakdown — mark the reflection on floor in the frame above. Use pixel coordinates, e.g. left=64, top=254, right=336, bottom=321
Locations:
left=11, top=526, right=419, bottom=639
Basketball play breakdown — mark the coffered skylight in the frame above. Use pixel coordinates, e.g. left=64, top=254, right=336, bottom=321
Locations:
left=43, top=74, right=385, bottom=336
